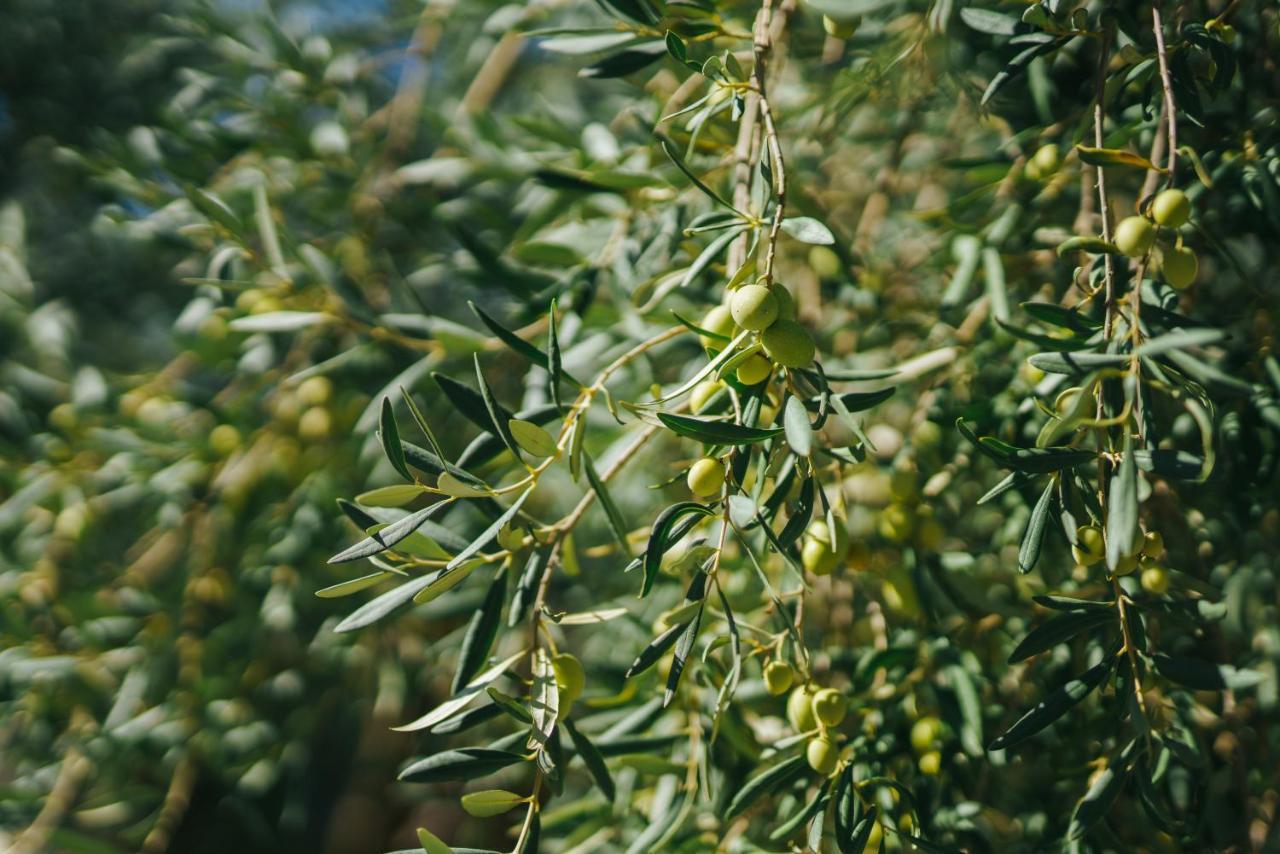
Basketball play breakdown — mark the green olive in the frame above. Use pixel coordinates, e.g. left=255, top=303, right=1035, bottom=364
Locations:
left=764, top=660, right=794, bottom=695
left=1030, top=143, right=1060, bottom=177
left=1114, top=216, right=1156, bottom=258
left=1142, top=530, right=1165, bottom=559
left=297, top=406, right=333, bottom=442
left=807, top=734, right=839, bottom=775
left=699, top=305, right=737, bottom=347
left=552, top=653, right=585, bottom=719
left=736, top=353, right=773, bottom=386
left=1151, top=189, right=1191, bottom=228
left=1161, top=245, right=1198, bottom=289
left=687, top=457, right=725, bottom=497
left=730, top=285, right=779, bottom=331
left=771, top=285, right=797, bottom=321
left=918, top=750, right=942, bottom=776
left=812, top=688, right=848, bottom=728
left=787, top=684, right=818, bottom=732
left=1072, top=525, right=1105, bottom=567
left=689, top=380, right=724, bottom=414
left=1140, top=566, right=1170, bottom=595
left=761, top=319, right=816, bottom=368
left=910, top=716, right=941, bottom=754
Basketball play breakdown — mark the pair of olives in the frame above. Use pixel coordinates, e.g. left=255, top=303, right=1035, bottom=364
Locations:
left=1112, top=189, right=1198, bottom=288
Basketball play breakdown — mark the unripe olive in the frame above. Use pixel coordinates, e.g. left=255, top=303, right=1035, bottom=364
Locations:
left=297, top=376, right=333, bottom=406
left=812, top=688, right=848, bottom=728
left=823, top=14, right=859, bottom=39
left=699, top=305, right=737, bottom=347
left=910, top=716, right=942, bottom=754
left=1072, top=525, right=1104, bottom=566
left=1151, top=189, right=1191, bottom=228
left=918, top=750, right=942, bottom=776
left=1161, top=245, right=1198, bottom=289
left=787, top=684, right=818, bottom=732
left=736, top=353, right=773, bottom=386
left=1113, top=551, right=1140, bottom=576
left=761, top=320, right=816, bottom=368
left=809, top=246, right=842, bottom=280
left=209, top=424, right=242, bottom=457
left=912, top=420, right=943, bottom=451
left=764, top=660, right=794, bottom=695
left=771, top=285, right=797, bottom=321
left=552, top=652, right=585, bottom=718
left=297, top=406, right=333, bottom=442
left=1114, top=216, right=1156, bottom=258
left=802, top=537, right=839, bottom=576
left=730, top=285, right=779, bottom=331
left=807, top=734, right=839, bottom=775
left=496, top=524, right=525, bottom=552
left=687, top=457, right=725, bottom=497
left=1142, top=530, right=1165, bottom=559
left=690, top=380, right=724, bottom=414
left=877, top=503, right=913, bottom=543
left=1030, top=143, right=1060, bottom=177
left=1140, top=565, right=1170, bottom=595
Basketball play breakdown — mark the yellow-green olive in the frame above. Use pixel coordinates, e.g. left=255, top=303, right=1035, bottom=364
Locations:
left=730, top=285, right=779, bottom=331
left=1151, top=188, right=1191, bottom=228
left=812, top=688, right=848, bottom=728
left=736, top=353, right=773, bottom=386
left=687, top=458, right=725, bottom=497
left=761, top=320, right=816, bottom=368
left=807, top=734, right=840, bottom=775
left=1114, top=216, right=1156, bottom=258
left=764, top=660, right=794, bottom=695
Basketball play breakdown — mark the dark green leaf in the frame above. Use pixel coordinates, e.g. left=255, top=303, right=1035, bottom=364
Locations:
left=988, top=656, right=1114, bottom=751
left=399, top=748, right=526, bottom=783
left=1009, top=609, right=1113, bottom=663
left=584, top=452, right=630, bottom=555
left=379, top=397, right=413, bottom=482
left=657, top=412, right=784, bottom=445
left=724, top=754, right=807, bottom=819
left=642, top=502, right=714, bottom=597
left=1017, top=478, right=1056, bottom=573
left=329, top=501, right=451, bottom=565
left=625, top=622, right=685, bottom=678
left=452, top=567, right=507, bottom=693
left=564, top=718, right=615, bottom=801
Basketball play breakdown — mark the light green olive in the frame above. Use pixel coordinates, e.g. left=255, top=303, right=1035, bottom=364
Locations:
left=730, top=285, right=779, bottom=331
left=687, top=458, right=725, bottom=497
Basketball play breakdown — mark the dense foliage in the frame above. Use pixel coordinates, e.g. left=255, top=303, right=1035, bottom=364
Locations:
left=3, top=0, right=1280, bottom=852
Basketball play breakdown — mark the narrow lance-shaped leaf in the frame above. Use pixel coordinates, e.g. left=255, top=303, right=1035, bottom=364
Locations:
left=657, top=412, right=783, bottom=445
left=1068, top=741, right=1139, bottom=840
left=564, top=718, right=615, bottom=801
left=783, top=395, right=813, bottom=457
left=583, top=452, right=630, bottom=555
left=1017, top=477, right=1056, bottom=573
left=989, top=655, right=1114, bottom=751
left=1008, top=609, right=1114, bottom=664
left=642, top=502, right=714, bottom=597
left=451, top=566, right=507, bottom=693
left=1106, top=434, right=1138, bottom=572
left=474, top=355, right=521, bottom=460
left=399, top=748, right=526, bottom=784
left=528, top=647, right=560, bottom=750
left=724, top=754, right=807, bottom=819
left=329, top=500, right=452, bottom=566
left=664, top=599, right=704, bottom=707
left=379, top=397, right=413, bottom=481
left=625, top=622, right=685, bottom=678
left=548, top=301, right=565, bottom=411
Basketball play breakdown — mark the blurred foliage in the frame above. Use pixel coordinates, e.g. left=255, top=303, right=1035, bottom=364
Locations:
left=2, top=0, right=1280, bottom=852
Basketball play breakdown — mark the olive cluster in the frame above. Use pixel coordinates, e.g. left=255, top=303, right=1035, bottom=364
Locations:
left=1073, top=525, right=1169, bottom=593
left=762, top=663, right=851, bottom=776
left=1113, top=188, right=1198, bottom=289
